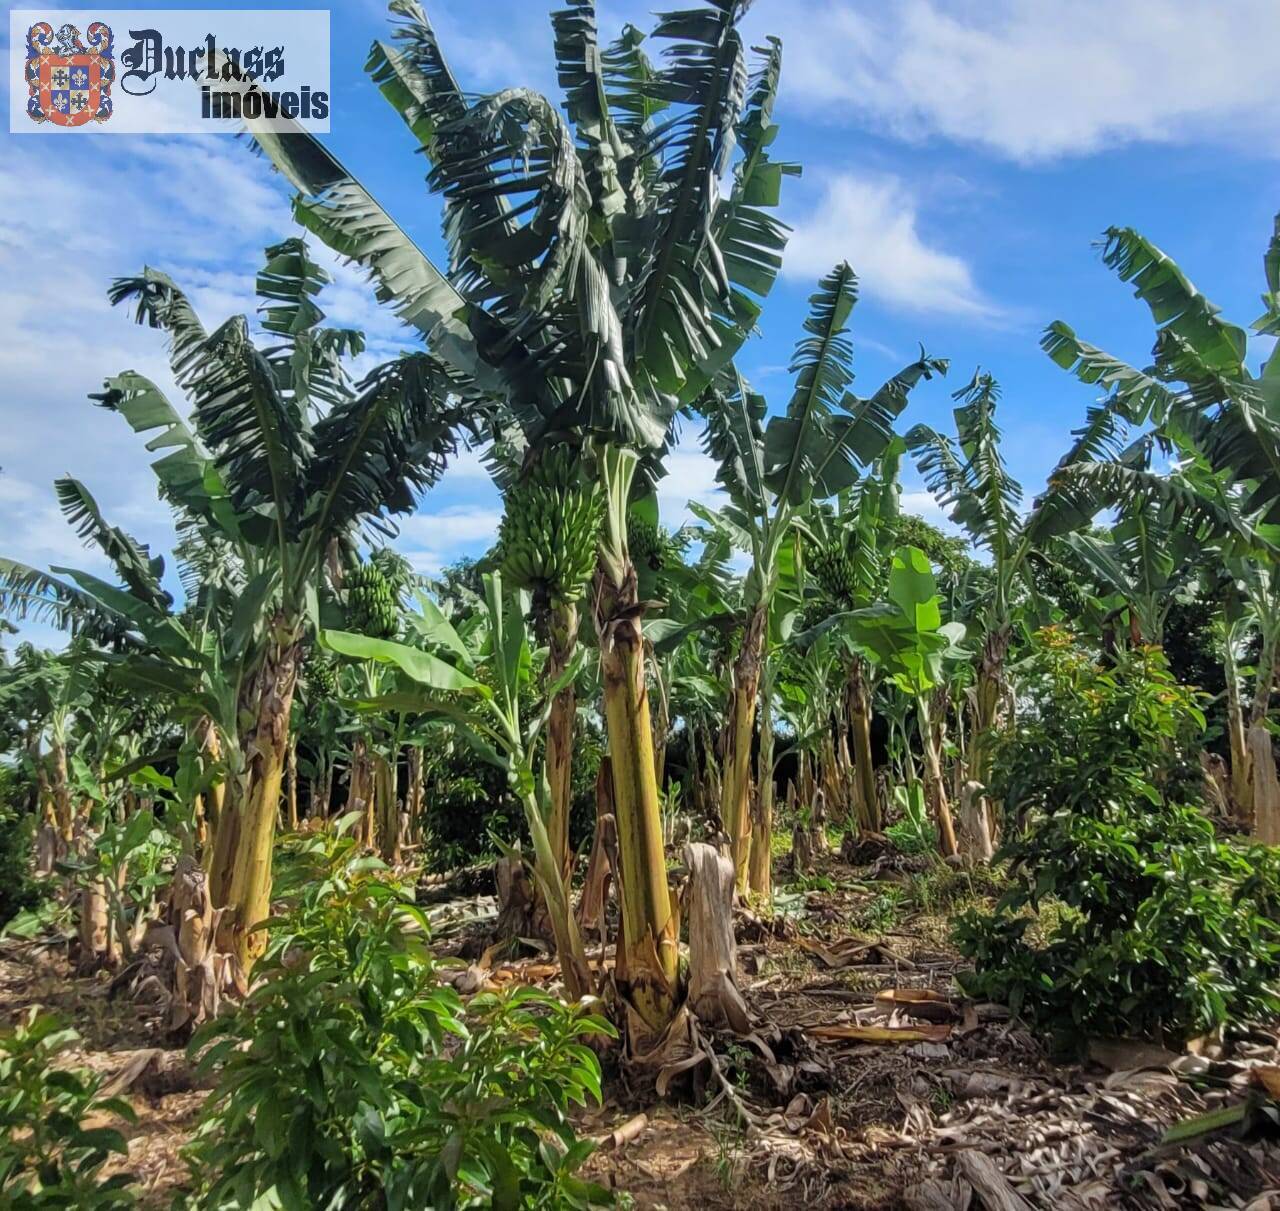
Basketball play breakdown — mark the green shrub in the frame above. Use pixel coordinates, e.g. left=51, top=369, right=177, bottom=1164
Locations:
left=955, top=630, right=1280, bottom=1044
left=0, top=804, right=42, bottom=930
left=423, top=718, right=604, bottom=874
left=185, top=823, right=614, bottom=1209
left=0, top=1011, right=136, bottom=1207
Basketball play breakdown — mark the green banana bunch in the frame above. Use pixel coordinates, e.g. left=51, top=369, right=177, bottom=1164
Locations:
left=810, top=542, right=859, bottom=605
left=345, top=562, right=399, bottom=638
left=628, top=516, right=665, bottom=571
left=303, top=649, right=339, bottom=697
left=498, top=449, right=603, bottom=608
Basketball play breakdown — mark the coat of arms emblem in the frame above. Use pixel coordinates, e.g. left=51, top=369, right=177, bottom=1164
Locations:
left=26, top=21, right=115, bottom=127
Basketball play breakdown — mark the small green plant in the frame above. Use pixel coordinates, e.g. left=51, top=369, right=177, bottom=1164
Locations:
left=855, top=887, right=904, bottom=933
left=956, top=632, right=1280, bottom=1044
left=708, top=1117, right=745, bottom=1192
left=184, top=823, right=615, bottom=1209
left=73, top=805, right=180, bottom=960
left=0, top=1010, right=136, bottom=1207
left=885, top=783, right=935, bottom=855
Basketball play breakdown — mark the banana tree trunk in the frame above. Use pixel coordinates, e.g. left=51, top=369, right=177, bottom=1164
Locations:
left=349, top=736, right=374, bottom=848
left=1250, top=722, right=1280, bottom=845
left=406, top=745, right=424, bottom=840
left=1225, top=641, right=1251, bottom=826
left=546, top=600, right=579, bottom=886
left=374, top=752, right=400, bottom=864
left=219, top=632, right=301, bottom=974
left=286, top=735, right=299, bottom=831
left=917, top=695, right=958, bottom=857
left=748, top=663, right=775, bottom=897
left=847, top=658, right=879, bottom=833
left=722, top=604, right=766, bottom=893
left=50, top=739, right=74, bottom=844
left=318, top=757, right=335, bottom=822
left=651, top=652, right=670, bottom=790
left=966, top=625, right=1010, bottom=858
left=200, top=718, right=226, bottom=840
left=595, top=563, right=678, bottom=1038
left=1249, top=628, right=1280, bottom=841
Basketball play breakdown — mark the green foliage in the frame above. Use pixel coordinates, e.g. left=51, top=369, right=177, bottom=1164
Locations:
left=956, top=630, right=1280, bottom=1043
left=884, top=782, right=935, bottom=855
left=0, top=1010, right=136, bottom=1208
left=422, top=721, right=604, bottom=874
left=185, top=826, right=613, bottom=1209
left=0, top=796, right=42, bottom=929
left=854, top=887, right=904, bottom=933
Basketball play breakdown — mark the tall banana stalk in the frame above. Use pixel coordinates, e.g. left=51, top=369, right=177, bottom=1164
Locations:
left=595, top=449, right=679, bottom=1030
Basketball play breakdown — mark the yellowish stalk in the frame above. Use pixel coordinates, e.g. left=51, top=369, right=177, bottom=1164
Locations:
left=722, top=605, right=766, bottom=892
left=598, top=576, right=678, bottom=1036
left=545, top=601, right=579, bottom=886
left=221, top=637, right=300, bottom=974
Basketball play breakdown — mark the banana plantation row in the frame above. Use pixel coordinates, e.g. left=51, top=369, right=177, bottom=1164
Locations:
left=3, top=0, right=1280, bottom=1203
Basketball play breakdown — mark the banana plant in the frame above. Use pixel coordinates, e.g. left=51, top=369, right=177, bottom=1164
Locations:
left=246, top=0, right=800, bottom=1038
left=811, top=548, right=967, bottom=856
left=323, top=573, right=594, bottom=999
left=902, top=369, right=1207, bottom=850
left=698, top=264, right=946, bottom=889
left=1043, top=216, right=1280, bottom=522
left=0, top=241, right=487, bottom=971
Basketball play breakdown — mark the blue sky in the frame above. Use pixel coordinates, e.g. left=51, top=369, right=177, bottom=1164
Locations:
left=3, top=0, right=1279, bottom=648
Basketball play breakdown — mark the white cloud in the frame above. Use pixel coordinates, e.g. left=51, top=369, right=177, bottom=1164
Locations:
left=656, top=438, right=725, bottom=530
left=399, top=506, right=504, bottom=548
left=768, top=0, right=1280, bottom=161
left=785, top=174, right=999, bottom=319
left=899, top=489, right=948, bottom=526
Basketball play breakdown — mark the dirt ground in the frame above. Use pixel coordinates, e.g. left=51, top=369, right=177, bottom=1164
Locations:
left=4, top=846, right=1280, bottom=1209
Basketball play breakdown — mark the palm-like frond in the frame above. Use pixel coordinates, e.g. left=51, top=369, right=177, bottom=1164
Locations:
left=107, top=267, right=207, bottom=388
left=1040, top=321, right=1179, bottom=425
left=908, top=371, right=1020, bottom=565
left=628, top=0, right=750, bottom=402
left=553, top=0, right=628, bottom=222
left=838, top=351, right=949, bottom=471
left=306, top=352, right=490, bottom=540
left=53, top=477, right=172, bottom=611
left=763, top=263, right=857, bottom=506
left=1100, top=226, right=1248, bottom=384
left=172, top=507, right=244, bottom=606
left=762, top=267, right=942, bottom=510
left=366, top=0, right=470, bottom=155
left=684, top=36, right=798, bottom=400
left=247, top=118, right=503, bottom=394
left=90, top=372, right=234, bottom=536
left=189, top=316, right=306, bottom=536
left=1256, top=212, right=1280, bottom=341
left=698, top=363, right=766, bottom=518
left=256, top=237, right=362, bottom=410
left=1023, top=403, right=1134, bottom=542
left=0, top=559, right=130, bottom=645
